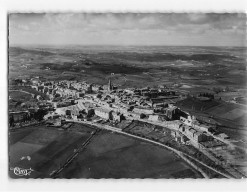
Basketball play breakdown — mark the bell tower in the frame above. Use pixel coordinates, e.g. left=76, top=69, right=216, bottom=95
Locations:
left=108, top=78, right=113, bottom=91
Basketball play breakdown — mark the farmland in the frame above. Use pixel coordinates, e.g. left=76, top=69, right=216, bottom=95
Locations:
left=175, top=95, right=247, bottom=153
left=9, top=123, right=203, bottom=178
left=8, top=45, right=247, bottom=179
left=56, top=130, right=202, bottom=179
left=176, top=97, right=220, bottom=112
left=9, top=124, right=96, bottom=178
left=8, top=46, right=247, bottom=90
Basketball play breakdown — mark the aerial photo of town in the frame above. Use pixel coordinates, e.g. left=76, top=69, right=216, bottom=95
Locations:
left=8, top=13, right=247, bottom=179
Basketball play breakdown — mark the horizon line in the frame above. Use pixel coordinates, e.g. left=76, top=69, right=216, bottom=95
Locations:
left=9, top=43, right=247, bottom=48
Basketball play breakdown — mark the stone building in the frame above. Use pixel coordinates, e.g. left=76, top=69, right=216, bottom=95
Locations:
left=95, top=107, right=113, bottom=120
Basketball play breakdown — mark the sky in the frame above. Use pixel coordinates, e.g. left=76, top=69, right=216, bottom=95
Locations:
left=9, top=13, right=247, bottom=47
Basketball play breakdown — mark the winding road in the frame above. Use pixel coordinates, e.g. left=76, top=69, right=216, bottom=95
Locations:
left=65, top=119, right=235, bottom=178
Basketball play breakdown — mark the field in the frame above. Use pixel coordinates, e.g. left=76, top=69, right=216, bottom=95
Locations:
left=9, top=124, right=96, bottom=178
left=9, top=123, right=202, bottom=178
left=9, top=91, right=32, bottom=102
left=8, top=46, right=247, bottom=90
left=205, top=103, right=247, bottom=125
left=176, top=97, right=220, bottom=112
left=176, top=96, right=247, bottom=127
left=8, top=45, right=247, bottom=178
left=176, top=96, right=247, bottom=156
left=56, top=131, right=202, bottom=178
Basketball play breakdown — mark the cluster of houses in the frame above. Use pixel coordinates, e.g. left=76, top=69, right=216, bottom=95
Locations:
left=10, top=77, right=231, bottom=149
left=34, top=77, right=186, bottom=125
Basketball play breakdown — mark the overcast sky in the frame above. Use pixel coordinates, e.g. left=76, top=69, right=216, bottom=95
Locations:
left=9, top=13, right=246, bottom=47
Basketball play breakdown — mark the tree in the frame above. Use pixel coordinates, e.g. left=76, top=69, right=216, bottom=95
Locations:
left=34, top=109, right=48, bottom=121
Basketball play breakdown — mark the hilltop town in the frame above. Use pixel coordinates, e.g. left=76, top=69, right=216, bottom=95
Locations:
left=9, top=75, right=247, bottom=179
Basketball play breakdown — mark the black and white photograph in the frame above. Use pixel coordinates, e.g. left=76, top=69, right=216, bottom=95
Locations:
left=7, top=11, right=247, bottom=180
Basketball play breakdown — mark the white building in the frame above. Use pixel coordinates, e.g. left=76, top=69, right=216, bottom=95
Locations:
left=95, top=108, right=113, bottom=120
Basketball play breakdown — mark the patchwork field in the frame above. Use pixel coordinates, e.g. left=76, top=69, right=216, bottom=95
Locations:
left=9, top=124, right=96, bottom=178
left=8, top=46, right=247, bottom=90
left=9, top=91, right=32, bottom=102
left=205, top=102, right=247, bottom=126
left=9, top=142, right=43, bottom=164
left=9, top=124, right=202, bottom=178
left=57, top=131, right=202, bottom=178
left=176, top=97, right=220, bottom=112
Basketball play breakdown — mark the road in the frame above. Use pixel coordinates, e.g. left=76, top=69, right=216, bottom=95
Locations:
left=50, top=129, right=98, bottom=178
left=127, top=116, right=246, bottom=178
left=66, top=119, right=235, bottom=178
left=9, top=89, right=34, bottom=96
left=58, top=97, right=244, bottom=178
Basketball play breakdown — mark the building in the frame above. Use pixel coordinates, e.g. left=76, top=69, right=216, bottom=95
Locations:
left=165, top=106, right=180, bottom=120
left=148, top=114, right=167, bottom=122
left=44, top=112, right=60, bottom=120
left=112, top=112, right=125, bottom=122
left=37, top=86, right=44, bottom=92
left=193, top=131, right=208, bottom=143
left=9, top=111, right=30, bottom=123
left=95, top=107, right=113, bottom=120
left=117, top=106, right=129, bottom=114
left=133, top=107, right=154, bottom=115
left=36, top=95, right=43, bottom=100
left=179, top=124, right=209, bottom=144
left=180, top=114, right=194, bottom=126
left=186, top=127, right=197, bottom=139
left=192, top=122, right=213, bottom=133
left=152, top=102, right=168, bottom=108
left=92, top=85, right=103, bottom=92
left=31, top=85, right=38, bottom=90
left=86, top=84, right=93, bottom=93
left=218, top=133, right=230, bottom=140
left=124, top=88, right=135, bottom=94
left=76, top=100, right=95, bottom=116
left=108, top=78, right=113, bottom=91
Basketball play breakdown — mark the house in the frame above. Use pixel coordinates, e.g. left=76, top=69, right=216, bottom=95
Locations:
left=76, top=100, right=95, bottom=117
left=9, top=111, right=30, bottom=123
left=171, top=131, right=181, bottom=138
left=112, top=112, right=125, bottom=122
left=165, top=106, right=180, bottom=120
left=36, top=95, right=43, bottom=100
left=148, top=114, right=167, bottom=122
left=192, top=122, right=213, bottom=133
left=186, top=127, right=197, bottom=139
left=86, top=84, right=93, bottom=93
left=172, top=120, right=183, bottom=130
left=48, top=94, right=54, bottom=100
left=179, top=124, right=210, bottom=143
left=31, top=85, right=38, bottom=90
left=43, top=87, right=48, bottom=93
left=133, top=107, right=154, bottom=115
left=152, top=102, right=168, bottom=108
left=94, top=108, right=113, bottom=120
left=218, top=133, right=230, bottom=140
left=44, top=113, right=60, bottom=120
left=181, top=135, right=190, bottom=144
left=193, top=132, right=208, bottom=143
left=92, top=85, right=103, bottom=92
left=37, top=86, right=44, bottom=92
left=124, top=89, right=135, bottom=94
left=128, top=112, right=142, bottom=119
left=180, top=115, right=193, bottom=126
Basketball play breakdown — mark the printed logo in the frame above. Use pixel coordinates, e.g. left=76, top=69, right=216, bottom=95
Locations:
left=10, top=167, right=34, bottom=176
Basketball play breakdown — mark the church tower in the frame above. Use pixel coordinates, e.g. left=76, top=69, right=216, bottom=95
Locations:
left=108, top=78, right=113, bottom=91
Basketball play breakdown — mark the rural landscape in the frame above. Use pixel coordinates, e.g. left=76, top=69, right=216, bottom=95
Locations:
left=8, top=13, right=247, bottom=179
